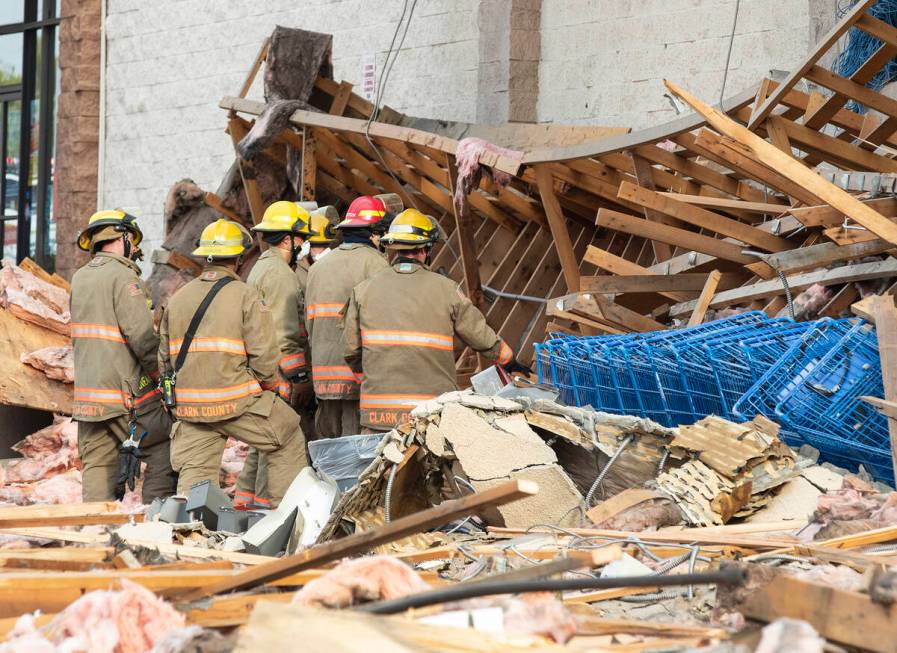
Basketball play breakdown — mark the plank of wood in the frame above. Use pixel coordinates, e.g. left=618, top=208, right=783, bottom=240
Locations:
left=629, top=153, right=673, bottom=261
left=860, top=395, right=897, bottom=420
left=597, top=208, right=755, bottom=265
left=237, top=38, right=269, bottom=98
left=788, top=197, right=897, bottom=228
left=580, top=272, right=740, bottom=294
left=777, top=116, right=897, bottom=173
left=329, top=81, right=354, bottom=116
left=618, top=181, right=791, bottom=252
left=0, top=306, right=71, bottom=414
left=759, top=237, right=896, bottom=274
left=19, top=258, right=70, bottom=292
left=668, top=79, right=897, bottom=247
left=739, top=573, right=897, bottom=652
left=687, top=270, right=722, bottom=326
left=819, top=284, right=860, bottom=318
left=806, top=64, right=897, bottom=123
left=575, top=292, right=665, bottom=333
left=446, top=156, right=488, bottom=315
left=227, top=116, right=265, bottom=226
left=150, top=247, right=203, bottom=275
left=489, top=526, right=797, bottom=550
left=300, top=128, right=316, bottom=201
left=823, top=225, right=878, bottom=246
left=582, top=246, right=691, bottom=302
left=544, top=308, right=624, bottom=334
left=668, top=259, right=897, bottom=317
left=574, top=616, right=727, bottom=639
left=0, top=527, right=109, bottom=545
left=0, top=512, right=140, bottom=529
left=173, top=479, right=539, bottom=602
left=536, top=165, right=582, bottom=292
left=586, top=489, right=660, bottom=526
left=869, top=294, right=897, bottom=479
left=746, top=0, right=876, bottom=129
left=563, top=585, right=663, bottom=604
left=222, top=96, right=522, bottom=176
left=657, top=193, right=786, bottom=215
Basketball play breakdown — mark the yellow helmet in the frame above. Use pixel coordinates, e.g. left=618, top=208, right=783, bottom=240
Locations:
left=308, top=207, right=338, bottom=244
left=382, top=208, right=440, bottom=250
left=192, top=219, right=252, bottom=259
left=252, top=201, right=315, bottom=237
left=77, top=209, right=143, bottom=252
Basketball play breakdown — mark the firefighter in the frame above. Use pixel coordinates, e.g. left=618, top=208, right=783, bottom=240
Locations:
left=159, top=219, right=306, bottom=506
left=291, top=207, right=338, bottom=441
left=305, top=196, right=389, bottom=437
left=234, top=201, right=314, bottom=508
left=71, top=209, right=177, bottom=503
left=344, top=209, right=531, bottom=432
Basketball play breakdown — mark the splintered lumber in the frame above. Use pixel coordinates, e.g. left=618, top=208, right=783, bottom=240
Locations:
left=0, top=503, right=136, bottom=529
left=174, top=479, right=539, bottom=601
left=489, top=526, right=797, bottom=550
left=738, top=573, right=897, bottom=652
left=668, top=259, right=897, bottom=318
left=574, top=617, right=727, bottom=640
left=666, top=79, right=897, bottom=247
left=687, top=270, right=722, bottom=326
left=657, top=193, right=785, bottom=215
left=788, top=196, right=897, bottom=228
left=467, top=546, right=621, bottom=585
left=0, top=307, right=71, bottom=413
left=869, top=294, right=897, bottom=479
left=759, top=237, right=896, bottom=274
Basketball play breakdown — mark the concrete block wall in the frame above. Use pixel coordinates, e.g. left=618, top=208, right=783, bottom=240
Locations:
left=537, top=0, right=811, bottom=128
left=101, top=0, right=479, bottom=261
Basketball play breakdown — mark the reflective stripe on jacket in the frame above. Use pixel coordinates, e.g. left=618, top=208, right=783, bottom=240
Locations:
left=305, top=243, right=387, bottom=399
left=71, top=253, right=160, bottom=421
left=158, top=266, right=279, bottom=422
left=344, top=259, right=511, bottom=429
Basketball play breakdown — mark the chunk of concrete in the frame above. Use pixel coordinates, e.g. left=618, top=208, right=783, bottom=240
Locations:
left=439, top=402, right=556, bottom=481
left=471, top=464, right=582, bottom=528
left=115, top=520, right=174, bottom=545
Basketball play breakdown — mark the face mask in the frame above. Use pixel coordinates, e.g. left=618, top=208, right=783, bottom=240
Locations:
left=298, top=240, right=311, bottom=260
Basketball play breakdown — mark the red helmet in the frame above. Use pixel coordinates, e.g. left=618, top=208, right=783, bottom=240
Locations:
left=336, top=196, right=387, bottom=229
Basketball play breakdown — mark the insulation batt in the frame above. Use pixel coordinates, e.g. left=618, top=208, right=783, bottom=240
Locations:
left=754, top=618, right=824, bottom=653
left=452, top=137, right=522, bottom=212
left=7, top=418, right=80, bottom=482
left=0, top=260, right=70, bottom=333
left=292, top=555, right=431, bottom=608
left=787, top=283, right=832, bottom=320
left=21, top=346, right=74, bottom=384
left=219, top=437, right=248, bottom=494
left=812, top=475, right=897, bottom=539
left=0, top=580, right=185, bottom=653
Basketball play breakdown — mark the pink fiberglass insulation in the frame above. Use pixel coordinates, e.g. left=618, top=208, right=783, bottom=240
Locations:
left=220, top=437, right=249, bottom=494
left=7, top=418, right=79, bottom=483
left=452, top=137, right=522, bottom=214
left=293, top=555, right=431, bottom=608
left=497, top=593, right=577, bottom=644
left=20, top=346, right=74, bottom=384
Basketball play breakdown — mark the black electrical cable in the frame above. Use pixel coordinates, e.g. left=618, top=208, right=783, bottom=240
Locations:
left=355, top=567, right=746, bottom=615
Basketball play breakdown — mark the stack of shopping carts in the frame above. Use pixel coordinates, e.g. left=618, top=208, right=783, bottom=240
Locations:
left=535, top=313, right=893, bottom=483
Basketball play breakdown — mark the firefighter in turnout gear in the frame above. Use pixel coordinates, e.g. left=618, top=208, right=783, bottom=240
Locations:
left=344, top=209, right=528, bottom=432
left=235, top=202, right=315, bottom=508
left=71, top=210, right=177, bottom=502
left=292, top=206, right=338, bottom=441
left=159, top=219, right=306, bottom=506
left=305, top=196, right=389, bottom=437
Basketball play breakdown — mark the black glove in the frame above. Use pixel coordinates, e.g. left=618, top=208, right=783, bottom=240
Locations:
left=115, top=441, right=148, bottom=500
left=504, top=358, right=533, bottom=377
left=290, top=370, right=310, bottom=385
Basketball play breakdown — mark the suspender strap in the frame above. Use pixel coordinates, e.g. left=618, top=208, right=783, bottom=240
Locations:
left=173, top=277, right=234, bottom=373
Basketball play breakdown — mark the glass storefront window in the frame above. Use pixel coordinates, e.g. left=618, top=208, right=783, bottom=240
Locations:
left=0, top=1, right=58, bottom=268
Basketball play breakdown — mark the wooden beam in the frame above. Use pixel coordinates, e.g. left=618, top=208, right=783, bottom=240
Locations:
left=227, top=116, right=265, bottom=225
left=759, top=237, right=896, bottom=274
left=776, top=116, right=897, bottom=173
left=657, top=193, right=785, bottom=215
left=582, top=245, right=693, bottom=302
left=869, top=294, right=897, bottom=480
left=618, top=181, right=791, bottom=252
left=629, top=153, right=673, bottom=261
left=806, top=64, right=897, bottom=123
left=203, top=191, right=244, bottom=223
left=597, top=208, right=756, bottom=265
left=237, top=37, right=269, bottom=98
left=329, top=81, right=354, bottom=116
left=860, top=395, right=897, bottom=421
left=173, top=479, right=539, bottom=602
left=535, top=164, right=581, bottom=292
left=300, top=128, right=316, bottom=201
left=580, top=272, right=741, bottom=294
left=738, top=572, right=897, bottom=652
left=788, top=197, right=897, bottom=228
left=446, top=155, right=487, bottom=315
left=222, top=96, right=522, bottom=176
left=667, top=80, right=897, bottom=248
left=668, top=259, right=897, bottom=317
left=687, top=270, right=722, bottom=326
left=746, top=0, right=876, bottom=129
